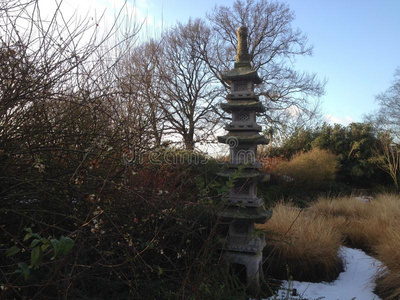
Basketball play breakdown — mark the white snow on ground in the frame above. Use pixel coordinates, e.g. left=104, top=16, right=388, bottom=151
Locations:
left=269, top=247, right=382, bottom=300
left=354, top=196, right=373, bottom=203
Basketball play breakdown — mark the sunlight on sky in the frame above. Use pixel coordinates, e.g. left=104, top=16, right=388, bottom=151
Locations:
left=55, top=0, right=400, bottom=127
left=325, top=114, right=355, bottom=126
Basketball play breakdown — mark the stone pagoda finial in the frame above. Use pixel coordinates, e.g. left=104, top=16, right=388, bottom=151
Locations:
left=235, top=26, right=250, bottom=63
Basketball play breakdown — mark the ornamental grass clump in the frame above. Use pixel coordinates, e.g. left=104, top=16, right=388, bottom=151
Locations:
left=312, top=194, right=400, bottom=251
left=374, top=227, right=400, bottom=300
left=354, top=194, right=400, bottom=251
left=371, top=196, right=400, bottom=300
left=309, top=196, right=368, bottom=219
left=274, top=148, right=337, bottom=188
left=257, top=202, right=343, bottom=282
left=308, top=196, right=370, bottom=249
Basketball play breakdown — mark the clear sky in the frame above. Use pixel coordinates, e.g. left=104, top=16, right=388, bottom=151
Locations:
left=60, top=0, right=400, bottom=126
left=140, top=0, right=400, bottom=126
left=289, top=0, right=400, bottom=125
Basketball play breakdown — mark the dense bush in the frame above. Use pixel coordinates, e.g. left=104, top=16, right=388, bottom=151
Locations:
left=269, top=123, right=392, bottom=188
left=1, top=152, right=249, bottom=299
left=274, top=148, right=337, bottom=188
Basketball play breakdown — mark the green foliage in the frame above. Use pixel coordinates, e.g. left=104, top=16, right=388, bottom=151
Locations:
left=271, top=122, right=390, bottom=187
left=270, top=128, right=318, bottom=158
left=6, top=246, right=20, bottom=257
left=15, top=263, right=30, bottom=280
left=50, top=236, right=74, bottom=259
left=5, top=228, right=74, bottom=280
left=311, top=123, right=381, bottom=186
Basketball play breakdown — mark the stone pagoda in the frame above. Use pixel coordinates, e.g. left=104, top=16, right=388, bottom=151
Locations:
left=217, top=26, right=272, bottom=294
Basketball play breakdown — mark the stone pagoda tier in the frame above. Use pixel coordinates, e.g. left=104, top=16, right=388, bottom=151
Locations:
left=217, top=26, right=272, bottom=294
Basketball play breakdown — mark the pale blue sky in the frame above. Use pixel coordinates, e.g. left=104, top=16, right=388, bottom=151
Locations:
left=139, top=0, right=400, bottom=125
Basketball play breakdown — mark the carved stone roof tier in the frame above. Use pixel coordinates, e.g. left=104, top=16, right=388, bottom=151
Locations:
left=226, top=93, right=259, bottom=101
left=222, top=67, right=262, bottom=84
left=218, top=134, right=269, bottom=145
left=224, top=123, right=262, bottom=132
left=217, top=168, right=263, bottom=179
left=217, top=206, right=272, bottom=224
left=217, top=170, right=270, bottom=184
left=221, top=101, right=265, bottom=113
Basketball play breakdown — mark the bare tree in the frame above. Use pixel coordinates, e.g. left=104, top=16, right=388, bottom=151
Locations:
left=115, top=40, right=167, bottom=150
left=157, top=19, right=221, bottom=150
left=366, top=68, right=400, bottom=140
left=0, top=0, right=142, bottom=207
left=365, top=67, right=400, bottom=190
left=205, top=0, right=325, bottom=135
left=372, top=132, right=400, bottom=191
left=114, top=0, right=325, bottom=150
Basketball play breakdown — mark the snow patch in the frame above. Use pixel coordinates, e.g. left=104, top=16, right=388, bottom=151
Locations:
left=270, top=247, right=382, bottom=300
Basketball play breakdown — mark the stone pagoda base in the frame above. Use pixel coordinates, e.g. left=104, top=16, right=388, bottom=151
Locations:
left=224, top=251, right=264, bottom=294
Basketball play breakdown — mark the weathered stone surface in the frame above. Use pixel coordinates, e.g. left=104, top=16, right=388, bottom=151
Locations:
left=217, top=25, right=272, bottom=295
left=222, top=67, right=262, bottom=84
left=218, top=134, right=269, bottom=145
left=218, top=206, right=272, bottom=223
left=236, top=26, right=250, bottom=63
left=224, top=123, right=263, bottom=132
left=221, top=27, right=262, bottom=85
left=217, top=169, right=263, bottom=179
left=221, top=101, right=265, bottom=113
left=223, top=251, right=264, bottom=293
left=226, top=92, right=259, bottom=101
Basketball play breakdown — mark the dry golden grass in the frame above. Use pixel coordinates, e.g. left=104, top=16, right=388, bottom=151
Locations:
left=257, top=202, right=343, bottom=282
left=309, top=196, right=368, bottom=219
left=275, top=148, right=337, bottom=188
left=258, top=194, right=400, bottom=297
left=309, top=193, right=400, bottom=299
left=375, top=228, right=400, bottom=270
left=369, top=193, right=400, bottom=221
left=375, top=272, right=400, bottom=300
left=308, top=196, right=370, bottom=249
left=374, top=228, right=400, bottom=300
left=309, top=195, right=400, bottom=250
